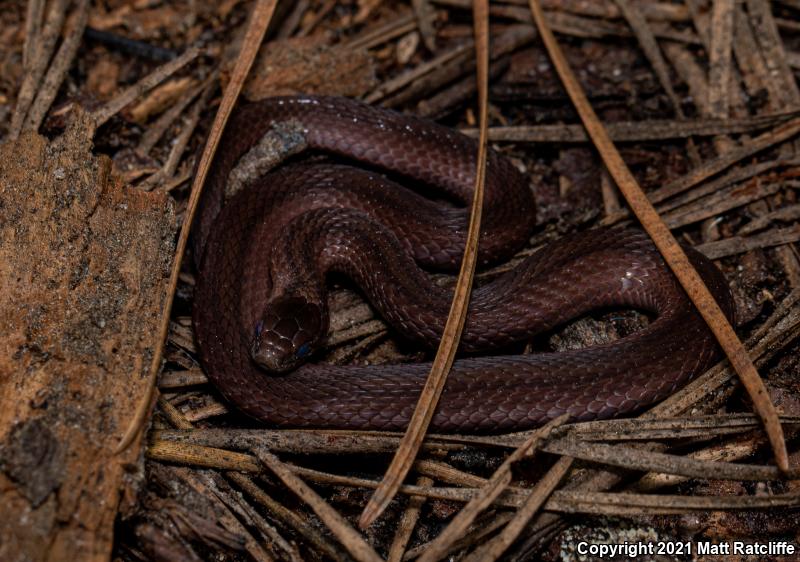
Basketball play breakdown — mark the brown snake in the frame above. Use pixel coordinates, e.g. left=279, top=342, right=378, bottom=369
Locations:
left=192, top=96, right=735, bottom=432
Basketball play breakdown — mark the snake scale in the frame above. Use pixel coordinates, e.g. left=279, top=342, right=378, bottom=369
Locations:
left=191, top=96, right=735, bottom=432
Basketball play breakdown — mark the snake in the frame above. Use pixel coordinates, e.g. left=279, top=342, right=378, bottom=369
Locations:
left=191, top=95, right=735, bottom=432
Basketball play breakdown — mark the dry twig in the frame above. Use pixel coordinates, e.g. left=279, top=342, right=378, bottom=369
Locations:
left=116, top=0, right=280, bottom=454
left=527, top=0, right=788, bottom=472
left=359, top=0, right=493, bottom=528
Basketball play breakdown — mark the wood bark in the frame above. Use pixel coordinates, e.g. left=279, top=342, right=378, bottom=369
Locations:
left=0, top=113, right=175, bottom=561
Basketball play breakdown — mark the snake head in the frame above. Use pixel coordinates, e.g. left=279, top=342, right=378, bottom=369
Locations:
left=251, top=295, right=325, bottom=372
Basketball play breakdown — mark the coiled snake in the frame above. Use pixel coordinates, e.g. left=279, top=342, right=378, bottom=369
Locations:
left=191, top=96, right=735, bottom=432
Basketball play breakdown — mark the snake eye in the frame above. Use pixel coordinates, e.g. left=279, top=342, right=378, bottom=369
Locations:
left=255, top=320, right=264, bottom=337
left=295, top=343, right=311, bottom=359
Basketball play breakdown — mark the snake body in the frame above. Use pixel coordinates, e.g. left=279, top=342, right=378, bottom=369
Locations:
left=192, top=96, right=735, bottom=431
